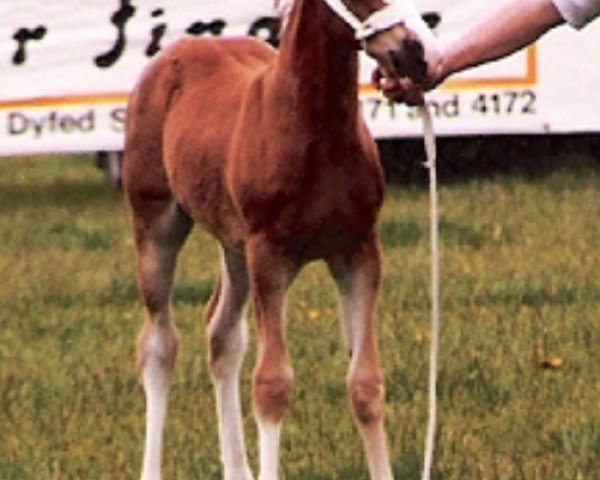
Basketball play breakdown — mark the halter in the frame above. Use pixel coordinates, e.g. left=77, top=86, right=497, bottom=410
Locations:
left=319, top=0, right=431, bottom=41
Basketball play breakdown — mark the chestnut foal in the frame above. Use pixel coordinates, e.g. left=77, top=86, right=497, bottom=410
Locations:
left=123, top=1, right=422, bottom=479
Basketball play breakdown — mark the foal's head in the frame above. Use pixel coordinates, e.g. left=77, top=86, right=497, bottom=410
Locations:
left=275, top=0, right=441, bottom=85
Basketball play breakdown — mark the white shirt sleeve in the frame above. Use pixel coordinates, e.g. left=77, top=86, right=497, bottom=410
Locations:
left=551, top=0, right=600, bottom=28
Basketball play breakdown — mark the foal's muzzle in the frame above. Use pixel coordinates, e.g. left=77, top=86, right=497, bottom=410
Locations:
left=364, top=22, right=441, bottom=86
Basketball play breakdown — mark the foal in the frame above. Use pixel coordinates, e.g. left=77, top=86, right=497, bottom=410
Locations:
left=123, top=1, right=421, bottom=479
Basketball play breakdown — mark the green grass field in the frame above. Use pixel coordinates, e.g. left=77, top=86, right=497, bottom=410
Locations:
left=0, top=146, right=598, bottom=479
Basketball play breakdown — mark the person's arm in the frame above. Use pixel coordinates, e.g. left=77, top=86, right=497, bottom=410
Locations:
left=374, top=0, right=600, bottom=103
left=441, top=0, right=600, bottom=81
left=374, top=0, right=565, bottom=103
left=437, top=0, right=564, bottom=83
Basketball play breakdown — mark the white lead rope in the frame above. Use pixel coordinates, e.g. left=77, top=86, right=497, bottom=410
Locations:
left=418, top=104, right=439, bottom=480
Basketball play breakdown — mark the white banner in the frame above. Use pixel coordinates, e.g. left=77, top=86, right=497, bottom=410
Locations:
left=1, top=0, right=599, bottom=155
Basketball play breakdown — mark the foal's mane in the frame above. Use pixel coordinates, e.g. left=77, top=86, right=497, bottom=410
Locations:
left=275, top=0, right=295, bottom=16
left=274, top=0, right=295, bottom=31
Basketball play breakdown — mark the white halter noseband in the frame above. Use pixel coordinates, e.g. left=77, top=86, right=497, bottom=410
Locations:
left=319, top=0, right=442, bottom=77
left=319, top=0, right=431, bottom=41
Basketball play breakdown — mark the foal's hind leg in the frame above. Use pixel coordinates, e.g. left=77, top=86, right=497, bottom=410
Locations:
left=328, top=236, right=393, bottom=480
left=131, top=201, right=192, bottom=480
left=206, top=246, right=253, bottom=480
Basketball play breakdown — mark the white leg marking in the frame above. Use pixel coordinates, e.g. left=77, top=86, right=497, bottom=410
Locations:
left=258, top=420, right=282, bottom=480
left=362, top=429, right=394, bottom=480
left=211, top=323, right=253, bottom=480
left=339, top=288, right=367, bottom=360
left=140, top=354, right=169, bottom=480
left=210, top=249, right=253, bottom=480
left=215, top=372, right=254, bottom=480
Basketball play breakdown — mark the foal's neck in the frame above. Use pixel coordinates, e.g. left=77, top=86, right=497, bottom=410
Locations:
left=274, top=0, right=360, bottom=127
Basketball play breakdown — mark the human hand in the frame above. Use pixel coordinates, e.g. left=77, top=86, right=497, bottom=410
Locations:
left=370, top=37, right=446, bottom=105
left=371, top=67, right=425, bottom=106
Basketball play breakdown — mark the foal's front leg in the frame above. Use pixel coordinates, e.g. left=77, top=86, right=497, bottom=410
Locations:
left=329, top=236, right=393, bottom=480
left=246, top=236, right=297, bottom=480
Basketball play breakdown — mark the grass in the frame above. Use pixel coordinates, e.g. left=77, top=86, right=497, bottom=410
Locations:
left=0, top=146, right=598, bottom=479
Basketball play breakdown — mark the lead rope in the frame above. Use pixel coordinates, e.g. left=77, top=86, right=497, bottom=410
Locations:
left=418, top=103, right=439, bottom=480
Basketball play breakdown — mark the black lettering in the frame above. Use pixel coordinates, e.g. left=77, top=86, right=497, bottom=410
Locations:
left=95, top=0, right=136, bottom=68
left=12, top=26, right=47, bottom=65
left=32, top=113, right=48, bottom=137
left=248, top=17, right=280, bottom=47
left=370, top=98, right=383, bottom=120
left=7, top=110, right=95, bottom=138
left=146, top=8, right=166, bottom=57
left=407, top=94, right=460, bottom=119
left=47, top=111, right=57, bottom=134
left=60, top=116, right=76, bottom=134
left=521, top=90, right=536, bottom=114
left=422, top=12, right=442, bottom=30
left=471, top=94, right=488, bottom=115
left=77, top=110, right=95, bottom=132
left=186, top=20, right=226, bottom=36
left=110, top=107, right=126, bottom=132
left=505, top=91, right=518, bottom=114
left=387, top=99, right=397, bottom=120
left=8, top=112, right=29, bottom=135
left=442, top=95, right=459, bottom=117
